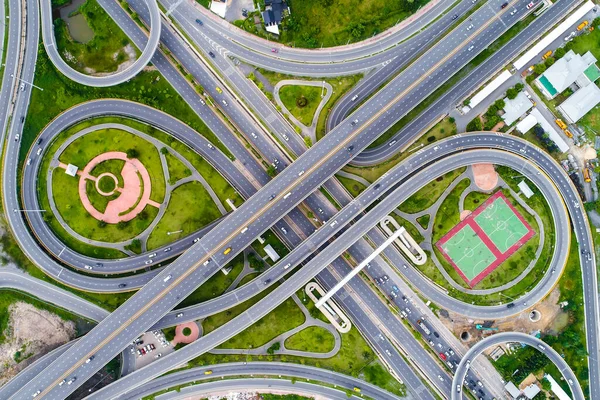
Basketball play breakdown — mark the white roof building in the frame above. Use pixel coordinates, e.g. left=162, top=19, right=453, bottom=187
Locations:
left=470, top=70, right=512, bottom=108
left=210, top=1, right=227, bottom=18
left=518, top=181, right=534, bottom=198
left=505, top=382, right=521, bottom=399
left=522, top=384, right=541, bottom=399
left=502, top=91, right=533, bottom=125
left=535, top=50, right=597, bottom=98
left=557, top=82, right=600, bottom=123
left=544, top=374, right=571, bottom=400
left=65, top=164, right=78, bottom=177
left=264, top=244, right=280, bottom=262
left=516, top=114, right=537, bottom=133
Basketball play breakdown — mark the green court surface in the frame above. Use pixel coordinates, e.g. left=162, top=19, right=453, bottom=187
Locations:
left=440, top=225, right=496, bottom=281
left=474, top=197, right=530, bottom=253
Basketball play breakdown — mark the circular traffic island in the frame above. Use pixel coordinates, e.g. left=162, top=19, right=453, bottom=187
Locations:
left=42, top=127, right=165, bottom=244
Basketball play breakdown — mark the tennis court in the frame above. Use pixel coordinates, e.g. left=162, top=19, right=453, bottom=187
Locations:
left=436, top=191, right=535, bottom=287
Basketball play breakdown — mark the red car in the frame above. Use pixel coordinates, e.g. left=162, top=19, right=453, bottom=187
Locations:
left=439, top=352, right=447, bottom=361
left=271, top=48, right=278, bottom=53
left=526, top=2, right=535, bottom=8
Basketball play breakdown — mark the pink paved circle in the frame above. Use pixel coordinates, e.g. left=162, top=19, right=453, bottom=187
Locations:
left=95, top=173, right=118, bottom=196
left=74, top=151, right=161, bottom=223
left=172, top=322, right=200, bottom=345
left=460, top=210, right=472, bottom=221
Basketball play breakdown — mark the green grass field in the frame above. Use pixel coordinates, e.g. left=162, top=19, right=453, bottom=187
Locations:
left=285, top=326, right=335, bottom=353
left=146, top=181, right=221, bottom=250
left=400, top=167, right=466, bottom=214
left=164, top=151, right=191, bottom=184
left=279, top=85, right=322, bottom=126
left=54, top=0, right=140, bottom=73
left=280, top=0, right=428, bottom=48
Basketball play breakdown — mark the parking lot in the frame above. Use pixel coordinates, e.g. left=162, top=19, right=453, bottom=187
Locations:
left=130, top=330, right=174, bottom=370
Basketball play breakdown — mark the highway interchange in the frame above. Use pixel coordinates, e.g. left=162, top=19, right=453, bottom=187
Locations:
left=0, top=0, right=598, bottom=398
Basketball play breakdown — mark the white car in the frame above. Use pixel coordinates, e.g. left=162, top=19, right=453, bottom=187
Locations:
left=510, top=8, right=517, bottom=15
left=351, top=95, right=358, bottom=101
left=468, top=45, right=475, bottom=51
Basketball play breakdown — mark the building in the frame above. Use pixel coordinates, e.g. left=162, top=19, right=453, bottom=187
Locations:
left=262, top=0, right=289, bottom=35
left=518, top=181, right=534, bottom=198
left=469, top=70, right=512, bottom=109
left=489, top=346, right=506, bottom=361
left=535, top=50, right=598, bottom=98
left=544, top=374, right=571, bottom=400
left=557, top=82, right=600, bottom=123
left=522, top=383, right=541, bottom=399
left=65, top=164, right=78, bottom=177
left=516, top=114, right=537, bottom=133
left=505, top=382, right=521, bottom=399
left=502, top=91, right=533, bottom=125
left=264, top=244, right=280, bottom=262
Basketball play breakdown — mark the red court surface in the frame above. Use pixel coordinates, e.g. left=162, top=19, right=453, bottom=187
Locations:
left=435, top=191, right=535, bottom=287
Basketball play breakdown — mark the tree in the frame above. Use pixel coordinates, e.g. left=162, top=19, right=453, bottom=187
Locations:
left=554, top=47, right=566, bottom=59
left=466, top=117, right=483, bottom=132
left=160, top=147, right=168, bottom=155
left=515, top=83, right=524, bottom=92
left=545, top=57, right=556, bottom=67
left=534, top=63, right=547, bottom=75
left=494, top=99, right=505, bottom=109
left=126, top=148, right=139, bottom=158
left=506, top=87, right=519, bottom=100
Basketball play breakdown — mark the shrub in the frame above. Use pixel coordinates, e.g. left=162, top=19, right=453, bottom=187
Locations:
left=126, top=148, right=139, bottom=158
left=466, top=117, right=483, bottom=132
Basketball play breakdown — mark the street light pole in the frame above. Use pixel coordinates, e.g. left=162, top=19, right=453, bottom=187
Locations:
left=10, top=74, right=44, bottom=91
left=13, top=209, right=46, bottom=213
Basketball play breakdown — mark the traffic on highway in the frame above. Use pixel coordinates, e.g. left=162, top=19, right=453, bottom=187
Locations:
left=0, top=0, right=598, bottom=398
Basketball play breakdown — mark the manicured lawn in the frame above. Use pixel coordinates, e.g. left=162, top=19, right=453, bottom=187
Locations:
left=253, top=69, right=362, bottom=142
left=217, top=295, right=305, bottom=349
left=279, top=0, right=428, bottom=48
left=336, top=175, right=367, bottom=197
left=21, top=40, right=232, bottom=167
left=147, top=181, right=221, bottom=250
left=416, top=214, right=430, bottom=229
left=399, top=167, right=466, bottom=214
left=296, top=287, right=330, bottom=324
left=54, top=0, right=140, bottom=73
left=343, top=117, right=457, bottom=182
left=390, top=213, right=424, bottom=243
left=175, top=254, right=244, bottom=309
left=0, top=290, right=90, bottom=344
left=0, top=234, right=133, bottom=311
left=279, top=85, right=322, bottom=126
left=285, top=326, right=335, bottom=353
left=164, top=151, right=191, bottom=184
left=59, top=128, right=165, bottom=203
left=52, top=171, right=159, bottom=242
left=463, top=191, right=491, bottom=211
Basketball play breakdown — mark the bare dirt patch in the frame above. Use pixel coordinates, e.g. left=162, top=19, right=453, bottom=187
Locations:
left=440, top=288, right=567, bottom=347
left=0, top=302, right=76, bottom=385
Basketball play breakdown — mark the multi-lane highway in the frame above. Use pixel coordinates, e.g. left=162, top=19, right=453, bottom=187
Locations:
left=2, top=0, right=599, bottom=397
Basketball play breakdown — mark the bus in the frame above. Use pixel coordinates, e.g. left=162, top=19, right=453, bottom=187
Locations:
left=223, top=247, right=232, bottom=255
left=283, top=192, right=292, bottom=199
left=542, top=50, right=553, bottom=60
left=577, top=20, right=589, bottom=31
left=555, top=119, right=567, bottom=130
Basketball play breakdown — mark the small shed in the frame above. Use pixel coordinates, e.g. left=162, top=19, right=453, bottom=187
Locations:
left=264, top=244, right=280, bottom=262
left=65, top=164, right=78, bottom=177
left=518, top=181, right=534, bottom=198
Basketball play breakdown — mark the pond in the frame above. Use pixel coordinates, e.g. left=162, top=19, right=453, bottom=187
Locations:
left=58, top=0, right=94, bottom=43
